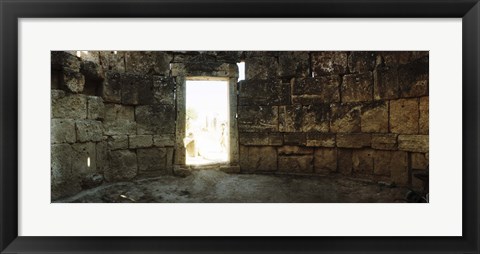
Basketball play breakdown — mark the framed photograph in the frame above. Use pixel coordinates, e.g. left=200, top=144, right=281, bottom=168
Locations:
left=1, top=0, right=479, bottom=253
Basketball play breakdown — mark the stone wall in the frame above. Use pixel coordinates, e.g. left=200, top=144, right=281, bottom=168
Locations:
left=238, top=51, right=429, bottom=189
left=51, top=51, right=428, bottom=200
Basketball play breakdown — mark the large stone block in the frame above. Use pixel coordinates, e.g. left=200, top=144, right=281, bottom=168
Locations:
left=101, top=71, right=122, bottom=103
left=51, top=143, right=81, bottom=200
left=51, top=91, right=87, bottom=119
left=75, top=120, right=103, bottom=142
left=284, top=133, right=306, bottom=146
left=105, top=150, right=137, bottom=181
left=352, top=149, right=374, bottom=175
left=239, top=132, right=283, bottom=146
left=348, top=51, right=376, bottom=74
left=121, top=73, right=154, bottom=105
left=153, top=76, right=175, bottom=105
left=238, top=79, right=289, bottom=106
left=419, top=96, right=429, bottom=134
left=278, top=155, right=314, bottom=173
left=125, top=52, right=171, bottom=75
left=390, top=98, right=419, bottom=134
left=278, top=146, right=313, bottom=155
left=398, top=135, right=429, bottom=153
left=278, top=52, right=310, bottom=78
left=373, top=65, right=399, bottom=100
left=330, top=103, right=361, bottom=133
left=238, top=106, right=278, bottom=132
left=51, top=119, right=76, bottom=144
left=99, top=51, right=126, bottom=73
left=107, top=135, right=128, bottom=150
left=136, top=105, right=176, bottom=134
left=306, top=133, right=335, bottom=147
left=398, top=57, right=428, bottom=98
left=302, top=105, right=330, bottom=132
left=129, top=135, right=154, bottom=149
left=411, top=152, right=429, bottom=170
left=371, top=134, right=398, bottom=150
left=80, top=60, right=104, bottom=81
left=292, top=75, right=340, bottom=104
left=87, top=96, right=105, bottom=120
left=51, top=51, right=81, bottom=71
left=360, top=101, right=388, bottom=133
left=278, top=105, right=303, bottom=132
left=336, top=133, right=371, bottom=148
left=153, top=134, right=176, bottom=147
left=96, top=141, right=108, bottom=173
left=337, top=149, right=353, bottom=175
left=104, top=104, right=134, bottom=122
left=314, top=148, right=337, bottom=173
left=341, top=72, right=373, bottom=103
left=239, top=146, right=277, bottom=172
left=103, top=120, right=136, bottom=136
left=62, top=68, right=85, bottom=93
left=245, top=56, right=279, bottom=80
left=137, top=148, right=168, bottom=172
left=373, top=151, right=407, bottom=180
left=311, top=52, right=348, bottom=76
left=71, top=142, right=97, bottom=176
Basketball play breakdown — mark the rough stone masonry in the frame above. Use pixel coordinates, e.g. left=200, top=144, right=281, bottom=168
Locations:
left=51, top=51, right=429, bottom=200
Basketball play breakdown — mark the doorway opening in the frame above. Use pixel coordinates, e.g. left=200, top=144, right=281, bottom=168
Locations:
left=185, top=80, right=229, bottom=166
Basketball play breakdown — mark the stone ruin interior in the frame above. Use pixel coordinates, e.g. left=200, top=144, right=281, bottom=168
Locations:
left=51, top=51, right=429, bottom=203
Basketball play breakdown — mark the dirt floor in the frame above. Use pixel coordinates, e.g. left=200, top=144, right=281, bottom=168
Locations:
left=57, top=170, right=412, bottom=203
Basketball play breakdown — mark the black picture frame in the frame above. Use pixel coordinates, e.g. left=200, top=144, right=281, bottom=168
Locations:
left=1, top=0, right=479, bottom=253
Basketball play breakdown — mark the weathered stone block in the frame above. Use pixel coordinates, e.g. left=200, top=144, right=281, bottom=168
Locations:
left=51, top=91, right=87, bottom=119
left=239, top=133, right=283, bottom=146
left=96, top=141, right=108, bottom=173
left=292, top=75, right=340, bottom=104
left=398, top=135, right=429, bottom=153
left=311, top=52, right=348, bottom=76
left=348, top=51, right=376, bottom=74
left=125, top=52, right=171, bottom=75
left=99, top=51, right=126, bottom=73
left=75, top=120, right=103, bottom=142
left=278, top=146, right=313, bottom=155
left=51, top=51, right=81, bottom=71
left=390, top=98, right=419, bottom=134
left=239, top=146, right=277, bottom=172
left=51, top=119, right=76, bottom=144
left=330, top=103, right=361, bottom=133
left=342, top=72, right=373, bottom=103
left=419, top=96, right=429, bottom=134
left=81, top=60, right=104, bottom=81
left=278, top=52, right=310, bottom=78
left=284, top=133, right=307, bottom=146
left=337, top=149, right=353, bottom=175
left=373, top=65, right=399, bottom=100
left=371, top=134, right=397, bottom=150
left=62, top=68, right=85, bottom=93
left=411, top=152, right=429, bottom=170
left=238, top=106, right=278, bottom=132
left=136, top=105, right=176, bottom=134
left=279, top=105, right=303, bottom=132
left=239, top=79, right=289, bottom=106
left=360, top=101, right=388, bottom=133
left=154, top=134, right=176, bottom=147
left=104, top=104, right=134, bottom=122
left=336, top=133, right=371, bottom=148
left=71, top=142, right=97, bottom=176
left=107, top=135, right=128, bottom=150
left=306, top=133, right=335, bottom=147
left=352, top=149, right=374, bottom=174
left=373, top=151, right=407, bottom=179
left=101, top=71, right=122, bottom=103
left=278, top=155, right=314, bottom=173
left=105, top=150, right=137, bottom=181
left=314, top=148, right=337, bottom=173
left=302, top=105, right=330, bottom=132
left=121, top=73, right=154, bottom=105
left=129, top=135, right=154, bottom=149
left=103, top=120, right=136, bottom=135
left=137, top=148, right=168, bottom=172
left=153, top=76, right=175, bottom=105
left=87, top=96, right=105, bottom=120
left=398, top=57, right=428, bottom=98
left=51, top=143, right=81, bottom=200
left=245, top=56, right=279, bottom=79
